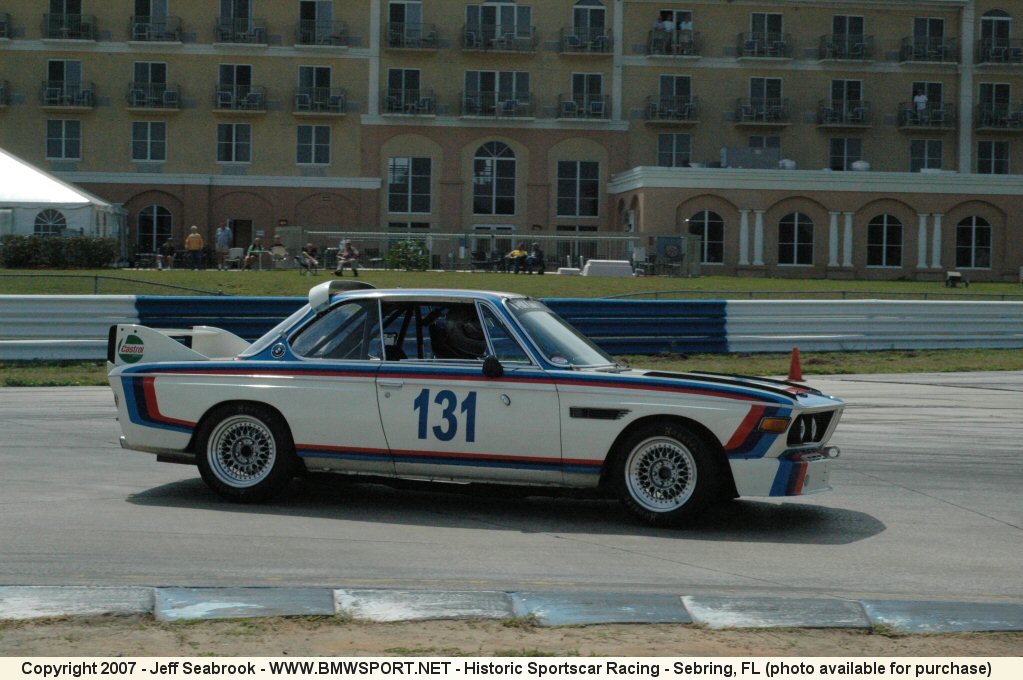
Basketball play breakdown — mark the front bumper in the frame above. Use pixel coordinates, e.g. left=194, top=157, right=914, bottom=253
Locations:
left=729, top=446, right=840, bottom=497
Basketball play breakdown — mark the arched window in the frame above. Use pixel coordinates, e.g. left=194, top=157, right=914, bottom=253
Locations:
left=867, top=214, right=903, bottom=267
left=778, top=212, right=814, bottom=265
left=956, top=216, right=992, bottom=269
left=473, top=141, right=515, bottom=215
left=137, top=205, right=173, bottom=254
left=34, top=209, right=66, bottom=235
left=688, top=210, right=724, bottom=264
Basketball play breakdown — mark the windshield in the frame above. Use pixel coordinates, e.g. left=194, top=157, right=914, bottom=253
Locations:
left=506, top=298, right=615, bottom=368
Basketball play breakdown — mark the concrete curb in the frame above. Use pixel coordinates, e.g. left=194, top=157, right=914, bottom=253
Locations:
left=2, top=586, right=1022, bottom=633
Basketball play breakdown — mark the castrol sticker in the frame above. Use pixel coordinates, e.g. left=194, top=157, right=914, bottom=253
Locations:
left=117, top=334, right=145, bottom=363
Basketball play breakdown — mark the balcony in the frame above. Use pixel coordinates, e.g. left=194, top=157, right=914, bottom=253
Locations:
left=648, top=29, right=700, bottom=56
left=43, top=13, right=97, bottom=40
left=560, top=27, right=611, bottom=54
left=296, top=19, right=347, bottom=46
left=645, top=95, right=699, bottom=124
left=0, top=13, right=11, bottom=39
left=976, top=103, right=1023, bottom=131
left=818, top=34, right=873, bottom=60
left=461, top=24, right=537, bottom=52
left=735, top=98, right=790, bottom=126
left=557, top=94, right=610, bottom=120
left=383, top=88, right=436, bottom=115
left=293, top=86, right=347, bottom=114
left=737, top=32, right=793, bottom=58
left=40, top=81, right=95, bottom=108
left=976, top=39, right=1023, bottom=64
left=900, top=36, right=958, bottom=63
left=129, top=15, right=182, bottom=42
left=897, top=102, right=955, bottom=130
left=817, top=100, right=872, bottom=128
left=214, top=85, right=267, bottom=112
left=385, top=22, right=438, bottom=49
left=215, top=17, right=266, bottom=44
left=127, top=82, right=181, bottom=110
left=461, top=92, right=534, bottom=118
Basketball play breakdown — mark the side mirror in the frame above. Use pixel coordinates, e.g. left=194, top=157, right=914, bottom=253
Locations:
left=482, top=355, right=504, bottom=379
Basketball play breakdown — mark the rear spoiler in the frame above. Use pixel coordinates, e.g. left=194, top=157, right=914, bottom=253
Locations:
left=107, top=324, right=250, bottom=367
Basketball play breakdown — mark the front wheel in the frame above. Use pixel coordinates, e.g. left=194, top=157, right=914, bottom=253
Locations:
left=611, top=422, right=720, bottom=526
left=195, top=403, right=296, bottom=502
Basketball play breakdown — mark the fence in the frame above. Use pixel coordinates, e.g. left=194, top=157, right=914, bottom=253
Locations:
left=2, top=295, right=1022, bottom=360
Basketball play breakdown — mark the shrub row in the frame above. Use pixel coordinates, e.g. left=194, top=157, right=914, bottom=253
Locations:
left=0, top=235, right=120, bottom=268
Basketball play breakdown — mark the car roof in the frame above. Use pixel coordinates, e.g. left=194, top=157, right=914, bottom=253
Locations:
left=310, top=282, right=528, bottom=311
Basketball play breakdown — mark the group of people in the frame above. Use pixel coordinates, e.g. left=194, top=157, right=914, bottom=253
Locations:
left=156, top=225, right=209, bottom=270
left=506, top=241, right=545, bottom=275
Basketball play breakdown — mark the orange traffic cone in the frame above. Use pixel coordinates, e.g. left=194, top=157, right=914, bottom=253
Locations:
left=787, top=346, right=803, bottom=382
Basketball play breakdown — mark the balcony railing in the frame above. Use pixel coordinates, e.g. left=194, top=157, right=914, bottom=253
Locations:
left=646, top=95, right=699, bottom=122
left=129, top=15, right=182, bottom=41
left=976, top=39, right=1023, bottom=64
left=817, top=99, right=871, bottom=126
left=461, top=24, right=537, bottom=52
left=385, top=22, right=439, bottom=49
left=900, top=36, right=958, bottom=62
left=735, top=98, right=790, bottom=124
left=976, top=103, right=1023, bottom=129
left=214, top=84, right=267, bottom=111
left=215, top=17, right=266, bottom=44
left=557, top=94, right=610, bottom=119
left=40, top=80, right=95, bottom=107
left=648, top=29, right=699, bottom=56
left=127, top=82, right=180, bottom=109
left=383, top=88, right=436, bottom=115
left=461, top=91, right=535, bottom=118
left=43, top=13, right=97, bottom=40
left=737, top=32, right=792, bottom=58
left=897, top=102, right=955, bottom=128
left=293, top=86, right=347, bottom=113
left=819, top=34, right=873, bottom=60
left=296, top=19, right=347, bottom=46
left=560, top=27, right=611, bottom=53
left=0, top=13, right=11, bottom=39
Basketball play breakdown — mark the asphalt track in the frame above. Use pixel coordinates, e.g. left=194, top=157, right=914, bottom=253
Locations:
left=0, top=373, right=1020, bottom=627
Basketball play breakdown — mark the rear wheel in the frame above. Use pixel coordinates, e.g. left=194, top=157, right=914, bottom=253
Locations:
left=196, top=403, right=296, bottom=502
left=611, top=422, right=719, bottom=526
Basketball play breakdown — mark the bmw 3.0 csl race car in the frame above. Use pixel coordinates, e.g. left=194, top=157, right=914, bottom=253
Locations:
left=108, top=281, right=843, bottom=525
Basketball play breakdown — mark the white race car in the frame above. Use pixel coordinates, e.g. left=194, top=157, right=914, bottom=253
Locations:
left=108, top=281, right=843, bottom=525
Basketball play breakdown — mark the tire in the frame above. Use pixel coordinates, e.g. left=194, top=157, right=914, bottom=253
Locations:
left=611, top=422, right=720, bottom=526
left=195, top=403, right=296, bottom=503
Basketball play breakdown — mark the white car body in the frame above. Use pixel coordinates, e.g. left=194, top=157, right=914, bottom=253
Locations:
left=108, top=282, right=844, bottom=524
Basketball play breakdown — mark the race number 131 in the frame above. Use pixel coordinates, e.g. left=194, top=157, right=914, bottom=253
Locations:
left=413, top=389, right=477, bottom=442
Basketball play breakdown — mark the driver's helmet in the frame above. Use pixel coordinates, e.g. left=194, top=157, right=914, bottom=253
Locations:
left=443, top=305, right=486, bottom=359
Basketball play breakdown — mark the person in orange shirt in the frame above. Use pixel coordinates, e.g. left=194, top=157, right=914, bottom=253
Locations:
left=184, top=225, right=205, bottom=270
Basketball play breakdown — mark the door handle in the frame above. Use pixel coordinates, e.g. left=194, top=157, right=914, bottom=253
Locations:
left=378, top=379, right=404, bottom=389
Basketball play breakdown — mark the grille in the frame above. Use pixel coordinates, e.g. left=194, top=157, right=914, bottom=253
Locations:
left=787, top=411, right=834, bottom=446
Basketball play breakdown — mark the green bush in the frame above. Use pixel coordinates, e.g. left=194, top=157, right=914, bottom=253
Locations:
left=384, top=238, right=430, bottom=271
left=0, top=235, right=119, bottom=268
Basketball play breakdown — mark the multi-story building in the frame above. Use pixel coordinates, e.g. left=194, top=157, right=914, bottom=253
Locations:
left=0, top=1, right=1021, bottom=280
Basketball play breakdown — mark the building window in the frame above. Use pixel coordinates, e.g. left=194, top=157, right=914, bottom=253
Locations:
left=388, top=221, right=431, bottom=230
left=132, top=121, right=166, bottom=162
left=217, top=123, right=251, bottom=163
left=978, top=140, right=1009, bottom=174
left=689, top=210, right=724, bottom=264
left=829, top=137, right=862, bottom=170
left=750, top=77, right=782, bottom=109
left=386, top=68, right=420, bottom=112
left=298, top=65, right=332, bottom=108
left=465, top=2, right=532, bottom=38
left=778, top=212, right=813, bottom=265
left=34, top=209, right=66, bottom=236
left=866, top=214, right=903, bottom=267
left=388, top=157, right=432, bottom=214
left=464, top=70, right=530, bottom=114
left=473, top=142, right=515, bottom=216
left=297, top=125, right=330, bottom=165
left=657, top=133, right=691, bottom=167
left=46, top=119, right=81, bottom=160
left=137, top=205, right=173, bottom=254
left=749, top=135, right=781, bottom=150
left=752, top=12, right=784, bottom=37
left=956, top=216, right=992, bottom=269
left=556, top=161, right=599, bottom=217
left=910, top=139, right=942, bottom=172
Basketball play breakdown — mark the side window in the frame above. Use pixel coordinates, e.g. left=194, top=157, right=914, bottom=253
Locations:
left=428, top=303, right=488, bottom=360
left=290, top=300, right=381, bottom=360
left=480, top=305, right=531, bottom=364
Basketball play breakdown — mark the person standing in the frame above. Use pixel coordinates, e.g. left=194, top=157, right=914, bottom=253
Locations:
left=185, top=225, right=205, bottom=270
left=334, top=241, right=360, bottom=276
left=215, top=223, right=233, bottom=270
left=913, top=89, right=928, bottom=122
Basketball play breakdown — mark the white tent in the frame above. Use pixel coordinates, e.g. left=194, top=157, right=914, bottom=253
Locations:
left=0, top=146, right=124, bottom=238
